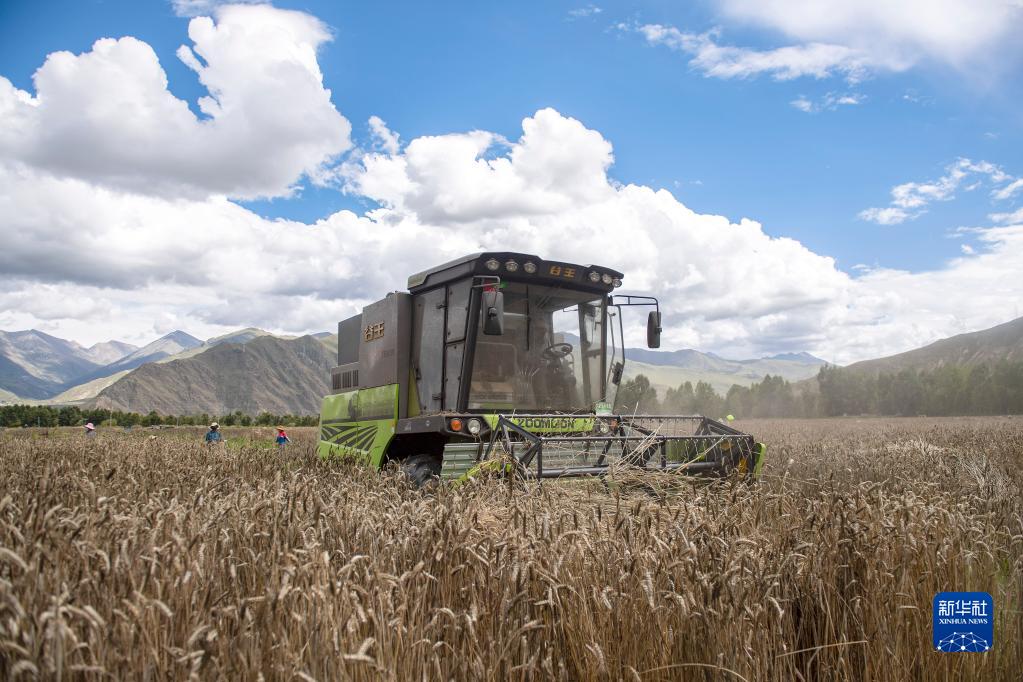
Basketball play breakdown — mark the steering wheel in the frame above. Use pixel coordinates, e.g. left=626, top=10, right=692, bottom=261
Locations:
left=542, top=342, right=574, bottom=360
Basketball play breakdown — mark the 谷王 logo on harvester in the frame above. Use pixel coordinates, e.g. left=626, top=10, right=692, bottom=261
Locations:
left=932, top=592, right=993, bottom=652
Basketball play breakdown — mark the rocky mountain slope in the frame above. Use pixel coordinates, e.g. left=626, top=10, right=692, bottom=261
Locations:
left=90, top=335, right=334, bottom=414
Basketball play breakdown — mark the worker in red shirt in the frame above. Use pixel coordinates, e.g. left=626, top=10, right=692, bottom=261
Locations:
left=275, top=426, right=291, bottom=452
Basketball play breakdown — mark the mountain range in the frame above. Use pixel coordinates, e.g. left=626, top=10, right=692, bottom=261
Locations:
left=1, top=314, right=1021, bottom=415
left=0, top=329, right=137, bottom=399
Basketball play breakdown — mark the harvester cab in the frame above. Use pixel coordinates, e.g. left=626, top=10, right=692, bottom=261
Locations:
left=318, top=253, right=765, bottom=485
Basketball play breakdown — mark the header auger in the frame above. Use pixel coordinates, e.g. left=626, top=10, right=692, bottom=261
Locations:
left=318, top=252, right=765, bottom=485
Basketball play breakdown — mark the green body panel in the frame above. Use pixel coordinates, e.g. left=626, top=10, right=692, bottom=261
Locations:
left=482, top=414, right=595, bottom=433
left=317, top=384, right=399, bottom=468
left=439, top=442, right=482, bottom=479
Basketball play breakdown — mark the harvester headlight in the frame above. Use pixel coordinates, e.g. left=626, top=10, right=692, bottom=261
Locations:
left=449, top=418, right=463, bottom=432
left=595, top=420, right=611, bottom=435
left=612, top=277, right=622, bottom=288
left=485, top=259, right=500, bottom=271
left=467, top=418, right=482, bottom=436
left=523, top=261, right=537, bottom=274
left=602, top=273, right=613, bottom=285
left=588, top=271, right=601, bottom=283
left=505, top=260, right=519, bottom=272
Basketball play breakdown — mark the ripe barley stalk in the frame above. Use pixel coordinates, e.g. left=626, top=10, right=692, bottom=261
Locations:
left=0, top=419, right=1020, bottom=679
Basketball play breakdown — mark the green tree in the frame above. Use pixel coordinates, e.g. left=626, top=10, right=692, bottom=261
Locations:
left=724, top=384, right=752, bottom=418
left=663, top=381, right=695, bottom=414
left=57, top=405, right=83, bottom=426
left=692, top=381, right=724, bottom=417
left=615, top=375, right=661, bottom=413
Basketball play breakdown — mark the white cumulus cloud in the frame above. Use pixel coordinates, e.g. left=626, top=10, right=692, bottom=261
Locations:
left=0, top=4, right=351, bottom=200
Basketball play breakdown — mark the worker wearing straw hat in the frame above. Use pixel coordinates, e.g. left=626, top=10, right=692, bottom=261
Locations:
left=204, top=421, right=223, bottom=445
left=275, top=426, right=291, bottom=452
left=84, top=422, right=96, bottom=437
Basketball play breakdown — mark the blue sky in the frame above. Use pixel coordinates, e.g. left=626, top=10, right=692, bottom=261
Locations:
left=1, top=0, right=1022, bottom=361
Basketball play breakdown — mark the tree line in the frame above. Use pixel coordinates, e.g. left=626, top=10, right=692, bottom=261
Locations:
left=815, top=361, right=1023, bottom=416
left=614, top=359, right=1023, bottom=418
left=0, top=405, right=319, bottom=429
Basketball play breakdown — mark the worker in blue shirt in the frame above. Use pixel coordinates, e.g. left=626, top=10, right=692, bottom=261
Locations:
left=204, top=422, right=223, bottom=445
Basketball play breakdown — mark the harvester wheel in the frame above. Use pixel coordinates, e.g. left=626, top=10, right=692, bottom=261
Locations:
left=400, top=454, right=442, bottom=488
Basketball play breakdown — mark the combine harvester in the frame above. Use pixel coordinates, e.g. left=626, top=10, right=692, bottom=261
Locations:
left=318, top=253, right=765, bottom=485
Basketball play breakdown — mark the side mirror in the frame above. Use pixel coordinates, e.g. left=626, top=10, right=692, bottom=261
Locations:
left=647, top=311, right=662, bottom=349
left=483, top=290, right=505, bottom=335
left=611, top=361, right=624, bottom=385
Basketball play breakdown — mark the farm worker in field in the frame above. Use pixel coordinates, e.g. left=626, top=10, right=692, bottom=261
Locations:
left=204, top=422, right=223, bottom=445
left=84, top=422, right=96, bottom=437
left=275, top=426, right=291, bottom=452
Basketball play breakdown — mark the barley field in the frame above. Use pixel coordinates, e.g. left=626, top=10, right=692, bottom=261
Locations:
left=1, top=418, right=1021, bottom=680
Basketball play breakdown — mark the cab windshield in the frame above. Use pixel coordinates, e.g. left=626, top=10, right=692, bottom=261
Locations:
left=468, top=282, right=606, bottom=412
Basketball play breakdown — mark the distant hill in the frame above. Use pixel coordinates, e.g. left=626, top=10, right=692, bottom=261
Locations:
left=207, top=327, right=276, bottom=347
left=0, top=329, right=102, bottom=398
left=840, top=316, right=1023, bottom=376
left=82, top=340, right=138, bottom=366
left=0, top=353, right=50, bottom=400
left=90, top=335, right=334, bottom=414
